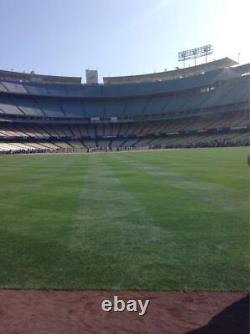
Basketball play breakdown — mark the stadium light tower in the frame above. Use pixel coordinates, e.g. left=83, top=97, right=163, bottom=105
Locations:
left=178, top=44, right=213, bottom=67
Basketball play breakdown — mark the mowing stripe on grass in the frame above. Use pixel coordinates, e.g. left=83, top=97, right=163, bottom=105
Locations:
left=62, top=154, right=179, bottom=289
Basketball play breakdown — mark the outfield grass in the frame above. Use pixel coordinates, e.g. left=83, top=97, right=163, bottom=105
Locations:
left=0, top=147, right=249, bottom=290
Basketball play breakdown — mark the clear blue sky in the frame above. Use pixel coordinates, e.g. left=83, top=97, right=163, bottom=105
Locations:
left=0, top=0, right=249, bottom=82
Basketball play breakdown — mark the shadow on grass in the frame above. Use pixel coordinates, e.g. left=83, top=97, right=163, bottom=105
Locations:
left=186, top=294, right=249, bottom=334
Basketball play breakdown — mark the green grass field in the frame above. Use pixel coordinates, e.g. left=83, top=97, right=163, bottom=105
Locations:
left=0, top=147, right=249, bottom=291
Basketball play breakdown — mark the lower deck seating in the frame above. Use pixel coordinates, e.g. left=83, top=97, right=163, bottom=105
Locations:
left=0, top=110, right=248, bottom=141
left=0, top=110, right=249, bottom=154
left=0, top=131, right=248, bottom=154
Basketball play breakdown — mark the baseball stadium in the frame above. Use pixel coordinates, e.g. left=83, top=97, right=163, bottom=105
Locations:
left=0, top=56, right=249, bottom=332
left=0, top=57, right=249, bottom=153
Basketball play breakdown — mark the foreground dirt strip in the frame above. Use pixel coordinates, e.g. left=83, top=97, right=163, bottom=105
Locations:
left=0, top=291, right=248, bottom=334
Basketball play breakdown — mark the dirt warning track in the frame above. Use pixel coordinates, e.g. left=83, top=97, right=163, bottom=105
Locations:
left=0, top=291, right=248, bottom=334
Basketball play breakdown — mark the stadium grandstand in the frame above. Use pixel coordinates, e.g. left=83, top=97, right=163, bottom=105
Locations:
left=0, top=58, right=249, bottom=154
